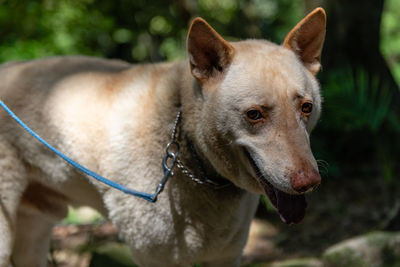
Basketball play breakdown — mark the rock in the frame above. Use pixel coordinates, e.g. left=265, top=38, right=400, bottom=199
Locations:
left=323, top=231, right=400, bottom=267
left=267, top=257, right=323, bottom=267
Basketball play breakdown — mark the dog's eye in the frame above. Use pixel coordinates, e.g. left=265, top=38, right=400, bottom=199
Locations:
left=246, top=109, right=264, bottom=121
left=301, top=102, right=313, bottom=115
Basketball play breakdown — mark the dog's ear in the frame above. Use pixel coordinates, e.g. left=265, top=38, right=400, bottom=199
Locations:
left=187, top=18, right=235, bottom=82
left=283, top=7, right=326, bottom=75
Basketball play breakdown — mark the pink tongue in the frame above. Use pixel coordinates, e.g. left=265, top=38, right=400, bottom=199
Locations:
left=275, top=189, right=307, bottom=224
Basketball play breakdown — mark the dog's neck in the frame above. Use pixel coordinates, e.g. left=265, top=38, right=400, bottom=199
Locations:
left=179, top=133, right=232, bottom=189
left=156, top=61, right=234, bottom=190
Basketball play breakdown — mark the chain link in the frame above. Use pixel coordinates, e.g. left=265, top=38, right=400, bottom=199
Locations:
left=176, top=158, right=207, bottom=185
left=162, top=110, right=231, bottom=190
left=170, top=110, right=182, bottom=141
left=176, top=156, right=231, bottom=189
left=166, top=110, right=207, bottom=185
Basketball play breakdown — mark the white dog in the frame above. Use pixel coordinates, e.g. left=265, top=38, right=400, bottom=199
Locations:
left=0, top=8, right=326, bottom=267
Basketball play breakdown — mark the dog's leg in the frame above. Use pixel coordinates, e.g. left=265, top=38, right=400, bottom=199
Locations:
left=12, top=208, right=59, bottom=267
left=0, top=140, right=27, bottom=267
left=12, top=182, right=68, bottom=267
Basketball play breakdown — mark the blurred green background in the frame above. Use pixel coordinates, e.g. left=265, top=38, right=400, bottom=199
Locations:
left=1, top=0, right=400, bottom=266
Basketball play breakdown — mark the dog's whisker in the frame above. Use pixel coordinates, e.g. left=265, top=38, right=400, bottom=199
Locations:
left=316, top=159, right=329, bottom=175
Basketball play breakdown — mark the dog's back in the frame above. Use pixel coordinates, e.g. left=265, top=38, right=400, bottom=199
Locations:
left=0, top=55, right=177, bottom=194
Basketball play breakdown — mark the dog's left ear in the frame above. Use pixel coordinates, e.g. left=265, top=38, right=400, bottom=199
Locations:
left=283, top=7, right=326, bottom=75
left=187, top=18, right=235, bottom=82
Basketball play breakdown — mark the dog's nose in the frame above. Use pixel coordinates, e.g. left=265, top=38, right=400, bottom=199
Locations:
left=290, top=169, right=321, bottom=193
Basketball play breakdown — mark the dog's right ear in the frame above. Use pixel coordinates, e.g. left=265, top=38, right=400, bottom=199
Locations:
left=187, top=18, right=235, bottom=83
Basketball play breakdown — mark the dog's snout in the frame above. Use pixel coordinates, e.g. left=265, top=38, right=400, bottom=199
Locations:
left=290, top=169, right=321, bottom=193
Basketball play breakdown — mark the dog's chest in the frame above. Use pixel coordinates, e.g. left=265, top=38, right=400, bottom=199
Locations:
left=108, top=182, right=259, bottom=263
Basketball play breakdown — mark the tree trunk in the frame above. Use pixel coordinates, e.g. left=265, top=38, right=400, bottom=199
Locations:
left=320, top=0, right=400, bottom=108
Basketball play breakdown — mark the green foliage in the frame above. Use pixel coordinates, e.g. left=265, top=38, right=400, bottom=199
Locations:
left=321, top=69, right=397, bottom=133
left=0, top=0, right=115, bottom=60
left=63, top=207, right=104, bottom=224
left=313, top=67, right=400, bottom=181
left=381, top=0, right=400, bottom=85
left=0, top=0, right=304, bottom=63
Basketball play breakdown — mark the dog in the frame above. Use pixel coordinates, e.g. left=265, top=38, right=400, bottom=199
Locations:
left=0, top=7, right=326, bottom=267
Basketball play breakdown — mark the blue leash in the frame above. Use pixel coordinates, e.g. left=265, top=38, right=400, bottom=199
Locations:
left=0, top=100, right=180, bottom=202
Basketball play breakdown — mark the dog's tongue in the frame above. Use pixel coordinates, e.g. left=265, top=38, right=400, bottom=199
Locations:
left=275, top=189, right=307, bottom=224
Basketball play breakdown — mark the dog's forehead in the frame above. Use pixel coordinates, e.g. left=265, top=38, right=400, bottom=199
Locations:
left=222, top=40, right=313, bottom=105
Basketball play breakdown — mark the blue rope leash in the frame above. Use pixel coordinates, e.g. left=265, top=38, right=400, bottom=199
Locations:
left=0, top=99, right=171, bottom=203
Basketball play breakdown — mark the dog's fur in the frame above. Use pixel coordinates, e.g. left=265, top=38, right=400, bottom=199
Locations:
left=0, top=8, right=326, bottom=267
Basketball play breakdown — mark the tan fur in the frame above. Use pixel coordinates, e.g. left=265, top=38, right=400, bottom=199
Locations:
left=0, top=8, right=326, bottom=267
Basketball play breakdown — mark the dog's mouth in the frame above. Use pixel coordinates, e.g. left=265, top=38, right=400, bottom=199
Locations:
left=244, top=149, right=307, bottom=224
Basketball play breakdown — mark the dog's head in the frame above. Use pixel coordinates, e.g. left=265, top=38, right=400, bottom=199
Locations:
left=184, top=8, right=326, bottom=224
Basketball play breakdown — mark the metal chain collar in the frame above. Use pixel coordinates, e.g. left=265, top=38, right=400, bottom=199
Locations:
left=161, top=110, right=231, bottom=190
